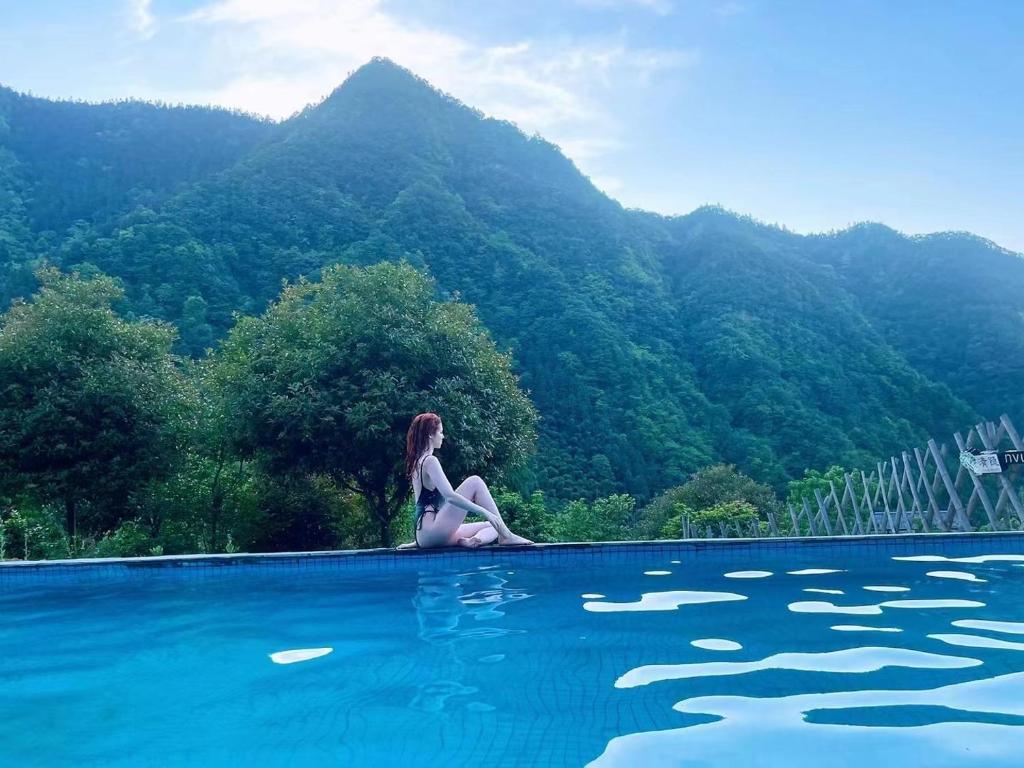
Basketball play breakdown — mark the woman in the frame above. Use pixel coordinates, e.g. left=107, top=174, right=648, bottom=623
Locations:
left=404, top=412, right=532, bottom=548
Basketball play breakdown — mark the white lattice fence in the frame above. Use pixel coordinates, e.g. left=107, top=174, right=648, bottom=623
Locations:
left=683, top=414, right=1024, bottom=539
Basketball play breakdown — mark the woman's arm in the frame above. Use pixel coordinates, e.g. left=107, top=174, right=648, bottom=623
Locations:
left=423, top=456, right=490, bottom=517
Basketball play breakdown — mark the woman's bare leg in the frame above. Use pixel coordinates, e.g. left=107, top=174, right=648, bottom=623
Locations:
left=454, top=521, right=497, bottom=548
left=418, top=476, right=531, bottom=547
left=464, top=475, right=532, bottom=548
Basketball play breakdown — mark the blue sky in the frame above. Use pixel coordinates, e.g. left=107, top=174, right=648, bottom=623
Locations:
left=3, top=0, right=1022, bottom=251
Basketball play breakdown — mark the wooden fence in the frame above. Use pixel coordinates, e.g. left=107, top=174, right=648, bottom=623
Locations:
left=683, top=414, right=1024, bottom=539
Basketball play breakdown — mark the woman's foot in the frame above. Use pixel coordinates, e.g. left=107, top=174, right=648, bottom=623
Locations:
left=396, top=541, right=418, bottom=550
left=497, top=533, right=533, bottom=546
left=457, top=535, right=485, bottom=548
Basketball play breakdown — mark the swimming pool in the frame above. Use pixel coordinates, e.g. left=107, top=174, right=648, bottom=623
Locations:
left=3, top=534, right=1024, bottom=767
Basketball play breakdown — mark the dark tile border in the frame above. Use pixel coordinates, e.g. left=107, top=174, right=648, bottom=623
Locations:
left=2, top=531, right=1024, bottom=585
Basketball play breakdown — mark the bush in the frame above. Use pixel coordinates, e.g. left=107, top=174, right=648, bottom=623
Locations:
left=492, top=489, right=550, bottom=543
left=639, top=464, right=780, bottom=539
left=548, top=494, right=636, bottom=543
left=684, top=501, right=759, bottom=537
left=1, top=506, right=70, bottom=560
left=91, top=521, right=160, bottom=558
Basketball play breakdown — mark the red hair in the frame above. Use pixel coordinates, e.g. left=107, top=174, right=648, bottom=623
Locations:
left=405, top=412, right=441, bottom=479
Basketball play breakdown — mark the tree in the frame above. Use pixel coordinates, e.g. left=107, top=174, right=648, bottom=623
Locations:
left=662, top=500, right=757, bottom=538
left=639, top=463, right=780, bottom=538
left=212, top=260, right=538, bottom=545
left=0, top=267, right=190, bottom=548
left=492, top=488, right=551, bottom=543
left=548, top=494, right=636, bottom=543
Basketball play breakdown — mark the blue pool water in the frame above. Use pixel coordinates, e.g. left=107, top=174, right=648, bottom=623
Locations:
left=3, top=536, right=1024, bottom=767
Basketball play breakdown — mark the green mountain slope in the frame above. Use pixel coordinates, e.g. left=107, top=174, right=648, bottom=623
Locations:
left=805, top=223, right=1024, bottom=421
left=2, top=59, right=1012, bottom=500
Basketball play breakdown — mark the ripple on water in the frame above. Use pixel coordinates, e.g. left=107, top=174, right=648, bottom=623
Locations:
left=583, top=590, right=747, bottom=613
left=724, top=570, right=772, bottom=579
left=787, top=568, right=844, bottom=575
left=863, top=586, right=910, bottom=593
left=644, top=571, right=672, bottom=576
left=581, top=593, right=606, bottom=599
left=804, top=588, right=844, bottom=595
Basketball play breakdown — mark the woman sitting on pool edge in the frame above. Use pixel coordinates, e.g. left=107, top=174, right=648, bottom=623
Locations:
left=401, top=412, right=532, bottom=549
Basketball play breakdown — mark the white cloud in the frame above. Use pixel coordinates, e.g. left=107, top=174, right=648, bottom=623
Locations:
left=127, top=0, right=156, bottom=40
left=170, top=0, right=696, bottom=169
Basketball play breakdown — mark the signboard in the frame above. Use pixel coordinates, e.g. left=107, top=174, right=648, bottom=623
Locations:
left=1001, top=450, right=1024, bottom=469
left=960, top=449, right=1024, bottom=475
left=960, top=450, right=1003, bottom=475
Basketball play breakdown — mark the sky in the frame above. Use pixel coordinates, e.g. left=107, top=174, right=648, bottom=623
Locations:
left=3, top=0, right=1022, bottom=251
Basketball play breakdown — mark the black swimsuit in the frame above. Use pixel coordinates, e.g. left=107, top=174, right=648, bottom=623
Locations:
left=414, top=458, right=443, bottom=543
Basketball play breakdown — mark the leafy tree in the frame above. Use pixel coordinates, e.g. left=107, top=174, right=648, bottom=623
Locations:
left=662, top=500, right=759, bottom=538
left=639, top=464, right=780, bottom=538
left=0, top=268, right=190, bottom=547
left=786, top=465, right=863, bottom=507
left=212, top=260, right=537, bottom=545
left=0, top=505, right=69, bottom=560
left=548, top=494, right=636, bottom=543
left=492, top=488, right=551, bottom=543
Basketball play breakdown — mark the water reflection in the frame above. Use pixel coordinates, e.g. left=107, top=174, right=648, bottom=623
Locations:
left=584, top=550, right=1024, bottom=767
left=788, top=598, right=986, bottom=615
left=927, top=570, right=988, bottom=583
left=413, top=571, right=530, bottom=644
left=894, top=554, right=1024, bottom=564
left=408, top=570, right=531, bottom=714
left=616, top=647, right=980, bottom=688
left=583, top=590, right=746, bottom=613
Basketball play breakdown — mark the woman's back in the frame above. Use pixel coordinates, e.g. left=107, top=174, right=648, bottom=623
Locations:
left=414, top=456, right=442, bottom=509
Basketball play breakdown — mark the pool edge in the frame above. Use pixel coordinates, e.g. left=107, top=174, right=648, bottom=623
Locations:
left=2, top=529, right=1023, bottom=572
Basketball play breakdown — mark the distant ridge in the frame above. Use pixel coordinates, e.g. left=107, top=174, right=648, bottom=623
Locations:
left=2, top=59, right=1020, bottom=500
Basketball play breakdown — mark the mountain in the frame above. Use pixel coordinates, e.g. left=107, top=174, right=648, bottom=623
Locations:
left=2, top=58, right=1018, bottom=500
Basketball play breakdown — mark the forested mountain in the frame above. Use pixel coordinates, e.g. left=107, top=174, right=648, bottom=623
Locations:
left=1, top=58, right=1019, bottom=501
